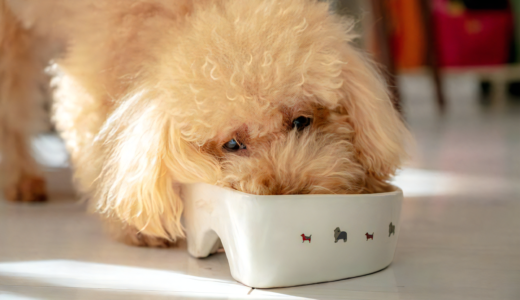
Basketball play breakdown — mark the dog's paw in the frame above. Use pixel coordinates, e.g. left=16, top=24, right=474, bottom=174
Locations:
left=3, top=174, right=47, bottom=202
left=117, top=226, right=175, bottom=248
left=132, top=232, right=175, bottom=248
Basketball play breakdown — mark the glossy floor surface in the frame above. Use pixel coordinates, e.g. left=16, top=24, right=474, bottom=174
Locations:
left=1, top=74, right=519, bottom=299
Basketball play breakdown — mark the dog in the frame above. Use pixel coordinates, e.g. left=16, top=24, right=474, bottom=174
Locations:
left=334, top=227, right=347, bottom=243
left=389, top=222, right=396, bottom=237
left=301, top=234, right=311, bottom=243
left=365, top=232, right=373, bottom=240
left=0, top=0, right=409, bottom=246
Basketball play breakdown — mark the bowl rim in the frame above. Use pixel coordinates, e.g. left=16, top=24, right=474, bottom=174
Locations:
left=184, top=182, right=403, bottom=200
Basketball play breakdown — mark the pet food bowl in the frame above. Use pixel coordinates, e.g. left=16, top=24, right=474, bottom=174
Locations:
left=181, top=183, right=403, bottom=288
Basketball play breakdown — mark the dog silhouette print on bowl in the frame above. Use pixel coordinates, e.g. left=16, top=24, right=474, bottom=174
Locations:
left=181, top=183, right=403, bottom=288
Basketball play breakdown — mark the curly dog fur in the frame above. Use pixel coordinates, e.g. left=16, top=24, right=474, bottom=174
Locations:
left=0, top=0, right=409, bottom=245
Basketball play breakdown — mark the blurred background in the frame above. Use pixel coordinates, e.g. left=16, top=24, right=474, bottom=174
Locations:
left=329, top=0, right=520, bottom=187
left=1, top=1, right=519, bottom=299
left=332, top=0, right=520, bottom=112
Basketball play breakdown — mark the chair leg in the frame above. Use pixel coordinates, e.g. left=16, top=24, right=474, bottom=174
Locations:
left=418, top=0, right=446, bottom=112
left=370, top=0, right=402, bottom=114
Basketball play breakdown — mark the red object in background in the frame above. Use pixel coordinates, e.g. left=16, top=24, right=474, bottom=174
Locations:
left=433, top=0, right=513, bottom=67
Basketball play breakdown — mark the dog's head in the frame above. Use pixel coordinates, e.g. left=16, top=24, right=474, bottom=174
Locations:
left=96, top=0, right=409, bottom=240
left=156, top=0, right=409, bottom=194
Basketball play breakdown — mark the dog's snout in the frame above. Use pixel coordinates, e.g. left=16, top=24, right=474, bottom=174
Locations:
left=222, top=130, right=366, bottom=196
left=257, top=178, right=312, bottom=195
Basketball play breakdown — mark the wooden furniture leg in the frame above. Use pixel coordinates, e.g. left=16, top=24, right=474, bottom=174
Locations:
left=370, top=0, right=402, bottom=114
left=418, top=0, right=447, bottom=112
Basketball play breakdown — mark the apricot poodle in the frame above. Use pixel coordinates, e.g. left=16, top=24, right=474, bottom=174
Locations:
left=0, top=0, right=409, bottom=246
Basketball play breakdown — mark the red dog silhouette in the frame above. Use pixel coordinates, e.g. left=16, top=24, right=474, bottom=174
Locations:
left=301, top=234, right=312, bottom=243
left=365, top=233, right=374, bottom=240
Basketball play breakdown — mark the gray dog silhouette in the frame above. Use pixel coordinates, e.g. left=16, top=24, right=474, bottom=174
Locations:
left=334, top=227, right=347, bottom=243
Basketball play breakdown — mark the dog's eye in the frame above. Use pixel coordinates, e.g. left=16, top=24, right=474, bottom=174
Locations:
left=223, top=139, right=246, bottom=152
left=292, top=116, right=312, bottom=131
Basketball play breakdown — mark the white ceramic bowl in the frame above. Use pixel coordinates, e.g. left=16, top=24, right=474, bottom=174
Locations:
left=181, top=183, right=403, bottom=288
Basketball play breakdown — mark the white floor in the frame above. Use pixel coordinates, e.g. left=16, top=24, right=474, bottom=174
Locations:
left=1, top=74, right=519, bottom=299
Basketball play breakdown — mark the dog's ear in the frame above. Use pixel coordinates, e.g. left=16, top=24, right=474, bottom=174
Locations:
left=93, top=89, right=220, bottom=241
left=336, top=45, right=409, bottom=191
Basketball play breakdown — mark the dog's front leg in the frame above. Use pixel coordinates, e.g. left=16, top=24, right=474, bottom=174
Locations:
left=0, top=2, right=47, bottom=202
